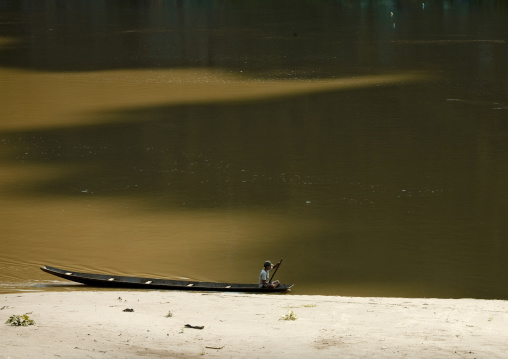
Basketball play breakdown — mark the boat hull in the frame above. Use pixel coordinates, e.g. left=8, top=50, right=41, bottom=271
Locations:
left=41, top=265, right=293, bottom=293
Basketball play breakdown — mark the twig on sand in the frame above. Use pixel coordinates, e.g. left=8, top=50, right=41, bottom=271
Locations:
left=185, top=324, right=204, bottom=329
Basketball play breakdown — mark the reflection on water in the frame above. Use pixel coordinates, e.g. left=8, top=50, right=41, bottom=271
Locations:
left=0, top=1, right=507, bottom=299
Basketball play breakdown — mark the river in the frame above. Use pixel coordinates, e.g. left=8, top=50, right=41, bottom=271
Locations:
left=0, top=0, right=507, bottom=298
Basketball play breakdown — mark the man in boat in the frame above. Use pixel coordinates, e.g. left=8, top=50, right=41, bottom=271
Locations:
left=259, top=260, right=281, bottom=288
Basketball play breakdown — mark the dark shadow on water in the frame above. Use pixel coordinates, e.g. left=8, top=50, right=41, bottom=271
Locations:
left=0, top=83, right=482, bottom=209
left=0, top=0, right=371, bottom=76
left=1, top=0, right=507, bottom=77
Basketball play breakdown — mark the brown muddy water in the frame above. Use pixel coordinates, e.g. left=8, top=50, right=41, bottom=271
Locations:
left=0, top=1, right=507, bottom=298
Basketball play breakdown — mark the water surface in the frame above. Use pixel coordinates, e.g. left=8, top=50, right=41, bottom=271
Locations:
left=1, top=1, right=507, bottom=298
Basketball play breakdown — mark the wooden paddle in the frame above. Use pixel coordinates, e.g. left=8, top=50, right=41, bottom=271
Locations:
left=269, top=258, right=283, bottom=282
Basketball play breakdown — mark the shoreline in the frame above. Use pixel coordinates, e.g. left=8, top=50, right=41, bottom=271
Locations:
left=1, top=291, right=507, bottom=358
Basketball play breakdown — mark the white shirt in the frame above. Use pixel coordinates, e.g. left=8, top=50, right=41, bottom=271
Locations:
left=259, top=266, right=272, bottom=287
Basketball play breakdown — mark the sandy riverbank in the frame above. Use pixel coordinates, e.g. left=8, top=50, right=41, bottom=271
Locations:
left=1, top=291, right=507, bottom=358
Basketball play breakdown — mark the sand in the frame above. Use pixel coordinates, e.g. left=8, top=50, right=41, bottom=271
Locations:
left=1, top=291, right=507, bottom=358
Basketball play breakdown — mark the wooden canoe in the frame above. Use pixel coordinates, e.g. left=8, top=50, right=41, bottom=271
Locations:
left=40, top=265, right=293, bottom=293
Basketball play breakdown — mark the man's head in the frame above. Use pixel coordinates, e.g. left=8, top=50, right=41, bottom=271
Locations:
left=264, top=260, right=272, bottom=269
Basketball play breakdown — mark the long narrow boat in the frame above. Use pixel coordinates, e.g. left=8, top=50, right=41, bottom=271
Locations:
left=41, top=265, right=293, bottom=293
